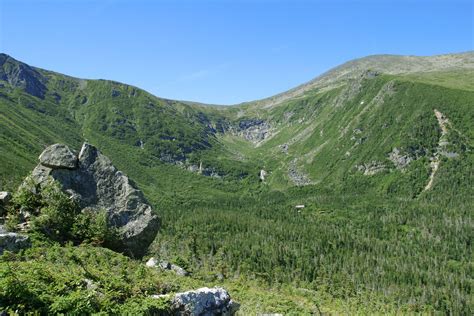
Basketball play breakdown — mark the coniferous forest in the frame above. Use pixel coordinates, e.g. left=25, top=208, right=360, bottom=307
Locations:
left=0, top=19, right=473, bottom=315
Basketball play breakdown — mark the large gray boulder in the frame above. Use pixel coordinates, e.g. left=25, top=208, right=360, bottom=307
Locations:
left=151, top=287, right=239, bottom=316
left=29, top=143, right=160, bottom=257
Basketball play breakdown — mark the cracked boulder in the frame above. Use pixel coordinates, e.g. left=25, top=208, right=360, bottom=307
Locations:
left=28, top=143, right=160, bottom=257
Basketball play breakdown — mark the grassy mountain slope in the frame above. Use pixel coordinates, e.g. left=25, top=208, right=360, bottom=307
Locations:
left=1, top=52, right=473, bottom=314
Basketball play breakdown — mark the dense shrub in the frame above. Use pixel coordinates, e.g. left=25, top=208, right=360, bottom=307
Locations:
left=8, top=176, right=116, bottom=246
left=0, top=245, right=171, bottom=314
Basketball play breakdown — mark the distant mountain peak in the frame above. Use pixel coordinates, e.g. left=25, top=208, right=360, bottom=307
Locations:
left=0, top=53, right=47, bottom=99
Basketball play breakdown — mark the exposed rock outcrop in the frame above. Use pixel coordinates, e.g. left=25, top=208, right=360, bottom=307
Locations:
left=224, top=119, right=273, bottom=144
left=237, top=119, right=271, bottom=142
left=28, top=143, right=160, bottom=257
left=165, top=287, right=239, bottom=316
left=0, top=53, right=47, bottom=99
left=288, top=159, right=312, bottom=186
left=388, top=147, right=413, bottom=169
left=356, top=161, right=386, bottom=176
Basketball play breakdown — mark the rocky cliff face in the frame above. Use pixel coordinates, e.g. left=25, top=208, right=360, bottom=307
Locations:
left=29, top=143, right=160, bottom=257
left=0, top=53, right=47, bottom=99
left=219, top=118, right=273, bottom=144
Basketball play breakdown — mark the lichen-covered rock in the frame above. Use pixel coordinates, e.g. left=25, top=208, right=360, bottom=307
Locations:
left=38, top=144, right=78, bottom=169
left=28, top=143, right=160, bottom=257
left=171, top=287, right=239, bottom=316
left=0, top=230, right=30, bottom=255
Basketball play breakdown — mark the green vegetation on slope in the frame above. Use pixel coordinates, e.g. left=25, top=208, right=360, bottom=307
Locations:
left=1, top=53, right=473, bottom=314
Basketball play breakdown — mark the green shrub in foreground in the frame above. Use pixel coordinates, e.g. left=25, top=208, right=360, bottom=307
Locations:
left=0, top=245, right=171, bottom=314
left=7, top=177, right=117, bottom=246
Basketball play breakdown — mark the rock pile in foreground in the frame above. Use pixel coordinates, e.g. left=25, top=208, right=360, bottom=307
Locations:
left=29, top=143, right=159, bottom=257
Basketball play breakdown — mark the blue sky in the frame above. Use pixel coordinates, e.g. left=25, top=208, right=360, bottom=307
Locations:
left=1, top=0, right=472, bottom=104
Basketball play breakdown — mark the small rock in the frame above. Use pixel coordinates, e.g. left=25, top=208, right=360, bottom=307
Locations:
left=0, top=232, right=30, bottom=255
left=150, top=294, right=171, bottom=299
left=84, top=278, right=98, bottom=291
left=0, top=191, right=11, bottom=205
left=145, top=257, right=188, bottom=276
left=171, top=287, right=239, bottom=316
left=279, top=143, right=289, bottom=154
left=0, top=191, right=12, bottom=216
left=146, top=257, right=158, bottom=267
left=440, top=151, right=459, bottom=158
left=259, top=169, right=267, bottom=182
left=171, top=264, right=189, bottom=276
left=160, top=260, right=171, bottom=270
left=187, top=164, right=200, bottom=173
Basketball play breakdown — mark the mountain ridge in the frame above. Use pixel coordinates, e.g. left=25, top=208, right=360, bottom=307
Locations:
left=1, top=51, right=473, bottom=192
left=2, top=51, right=472, bottom=108
left=1, top=51, right=473, bottom=314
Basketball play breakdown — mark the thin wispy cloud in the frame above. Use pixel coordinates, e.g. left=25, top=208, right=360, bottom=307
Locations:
left=178, top=69, right=213, bottom=81
left=176, top=63, right=230, bottom=83
left=156, top=63, right=231, bottom=93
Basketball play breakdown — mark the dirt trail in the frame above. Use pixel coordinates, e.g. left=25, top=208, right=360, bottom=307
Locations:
left=424, top=109, right=449, bottom=191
